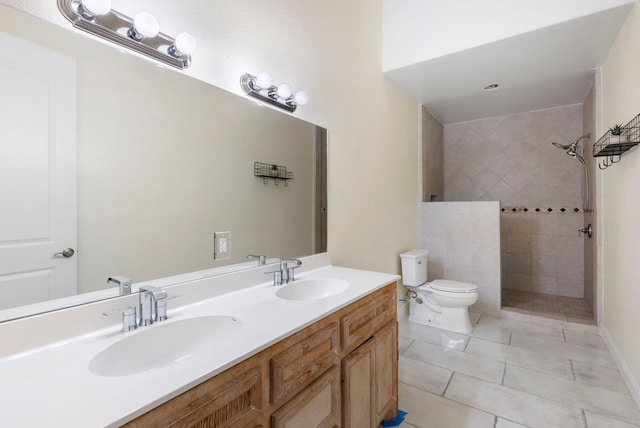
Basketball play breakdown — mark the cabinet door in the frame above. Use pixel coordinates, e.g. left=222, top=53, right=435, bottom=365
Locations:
left=271, top=366, right=340, bottom=428
left=375, top=321, right=398, bottom=423
left=341, top=338, right=375, bottom=428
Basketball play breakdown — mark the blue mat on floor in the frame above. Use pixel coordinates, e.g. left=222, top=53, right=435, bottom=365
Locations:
left=381, top=410, right=407, bottom=427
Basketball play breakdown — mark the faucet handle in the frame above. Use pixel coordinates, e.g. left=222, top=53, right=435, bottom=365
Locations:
left=103, top=306, right=138, bottom=332
left=264, top=269, right=282, bottom=286
left=156, top=299, right=168, bottom=322
left=287, top=264, right=302, bottom=282
left=155, top=294, right=178, bottom=322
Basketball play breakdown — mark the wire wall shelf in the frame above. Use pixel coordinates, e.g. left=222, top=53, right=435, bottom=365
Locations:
left=593, top=113, right=640, bottom=170
left=254, top=162, right=294, bottom=185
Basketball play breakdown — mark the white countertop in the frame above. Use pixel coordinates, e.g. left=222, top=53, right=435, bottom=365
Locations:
left=0, top=256, right=398, bottom=427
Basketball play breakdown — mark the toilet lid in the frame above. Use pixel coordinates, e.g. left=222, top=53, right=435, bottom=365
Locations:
left=430, top=279, right=478, bottom=293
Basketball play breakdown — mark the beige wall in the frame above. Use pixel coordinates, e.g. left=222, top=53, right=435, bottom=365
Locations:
left=601, top=2, right=640, bottom=387
left=0, top=1, right=420, bottom=277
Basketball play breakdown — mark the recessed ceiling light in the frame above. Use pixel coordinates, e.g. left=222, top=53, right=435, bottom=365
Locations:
left=484, top=83, right=500, bottom=91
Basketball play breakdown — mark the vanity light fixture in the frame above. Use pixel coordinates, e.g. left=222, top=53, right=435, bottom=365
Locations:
left=57, top=0, right=197, bottom=69
left=240, top=72, right=308, bottom=113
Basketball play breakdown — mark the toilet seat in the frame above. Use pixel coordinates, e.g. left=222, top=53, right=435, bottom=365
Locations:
left=430, top=279, right=477, bottom=293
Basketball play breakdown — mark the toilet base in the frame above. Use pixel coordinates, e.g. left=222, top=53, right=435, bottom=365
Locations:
left=409, top=300, right=473, bottom=334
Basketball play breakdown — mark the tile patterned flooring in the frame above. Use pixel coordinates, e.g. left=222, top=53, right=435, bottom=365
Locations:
left=501, top=289, right=594, bottom=323
left=394, top=312, right=640, bottom=428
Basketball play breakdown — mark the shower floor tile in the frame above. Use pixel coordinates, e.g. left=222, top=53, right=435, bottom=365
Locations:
left=501, top=289, right=594, bottom=324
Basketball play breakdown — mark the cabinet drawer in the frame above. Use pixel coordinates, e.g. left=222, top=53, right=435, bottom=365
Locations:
left=270, top=323, right=339, bottom=406
left=271, top=366, right=340, bottom=428
left=340, top=285, right=396, bottom=352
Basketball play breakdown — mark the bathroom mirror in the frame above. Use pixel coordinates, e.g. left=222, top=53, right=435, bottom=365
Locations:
left=0, top=4, right=327, bottom=322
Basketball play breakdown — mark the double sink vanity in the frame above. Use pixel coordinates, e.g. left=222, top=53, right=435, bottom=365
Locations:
left=0, top=253, right=400, bottom=427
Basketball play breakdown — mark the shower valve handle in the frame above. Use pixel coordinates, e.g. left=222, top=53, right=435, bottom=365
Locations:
left=578, top=224, right=592, bottom=238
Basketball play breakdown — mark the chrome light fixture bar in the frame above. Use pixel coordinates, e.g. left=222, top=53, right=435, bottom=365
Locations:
left=240, top=72, right=308, bottom=113
left=58, top=0, right=197, bottom=69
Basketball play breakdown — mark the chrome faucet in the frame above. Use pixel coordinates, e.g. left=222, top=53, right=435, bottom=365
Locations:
left=247, top=254, right=267, bottom=266
left=107, top=275, right=131, bottom=295
left=268, top=258, right=302, bottom=286
left=138, top=286, right=168, bottom=326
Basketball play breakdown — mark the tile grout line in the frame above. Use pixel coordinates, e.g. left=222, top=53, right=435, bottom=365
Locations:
left=501, top=363, right=507, bottom=386
left=441, top=371, right=455, bottom=397
left=581, top=409, right=588, bottom=428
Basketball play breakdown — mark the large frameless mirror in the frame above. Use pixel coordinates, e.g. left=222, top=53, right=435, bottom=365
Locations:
left=0, top=4, right=327, bottom=322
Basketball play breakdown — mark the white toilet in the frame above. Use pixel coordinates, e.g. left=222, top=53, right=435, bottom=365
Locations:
left=400, top=249, right=478, bottom=334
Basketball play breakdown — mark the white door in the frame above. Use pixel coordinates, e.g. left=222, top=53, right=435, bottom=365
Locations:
left=0, top=31, right=77, bottom=310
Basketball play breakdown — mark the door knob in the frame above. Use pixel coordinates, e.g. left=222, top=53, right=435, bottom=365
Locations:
left=53, top=248, right=75, bottom=258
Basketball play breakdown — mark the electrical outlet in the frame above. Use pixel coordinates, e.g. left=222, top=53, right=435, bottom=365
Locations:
left=213, top=231, right=231, bottom=260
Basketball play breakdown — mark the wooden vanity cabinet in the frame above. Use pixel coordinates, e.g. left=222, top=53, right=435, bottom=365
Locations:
left=123, top=282, right=397, bottom=428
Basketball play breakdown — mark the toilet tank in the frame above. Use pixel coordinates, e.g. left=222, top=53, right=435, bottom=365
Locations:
left=400, top=249, right=428, bottom=286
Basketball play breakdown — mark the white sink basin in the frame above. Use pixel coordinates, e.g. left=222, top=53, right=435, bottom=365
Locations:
left=275, top=278, right=349, bottom=301
left=89, top=315, right=242, bottom=377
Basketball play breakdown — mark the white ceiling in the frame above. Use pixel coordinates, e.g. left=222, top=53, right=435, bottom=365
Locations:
left=383, top=1, right=635, bottom=124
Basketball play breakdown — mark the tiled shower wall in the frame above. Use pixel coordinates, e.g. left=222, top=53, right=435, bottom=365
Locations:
left=444, top=105, right=586, bottom=298
left=502, top=211, right=584, bottom=298
left=420, top=201, right=501, bottom=316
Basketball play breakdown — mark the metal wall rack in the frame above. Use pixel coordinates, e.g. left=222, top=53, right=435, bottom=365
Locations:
left=254, top=162, right=294, bottom=185
left=593, top=113, right=640, bottom=169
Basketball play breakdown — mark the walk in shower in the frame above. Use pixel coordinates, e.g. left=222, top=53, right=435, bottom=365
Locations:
left=442, top=100, right=597, bottom=324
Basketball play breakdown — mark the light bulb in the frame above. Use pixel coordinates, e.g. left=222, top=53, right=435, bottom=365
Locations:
left=255, top=72, right=272, bottom=89
left=173, top=32, right=197, bottom=56
left=131, top=12, right=159, bottom=39
left=80, top=0, right=111, bottom=16
left=294, top=91, right=308, bottom=106
left=276, top=83, right=292, bottom=99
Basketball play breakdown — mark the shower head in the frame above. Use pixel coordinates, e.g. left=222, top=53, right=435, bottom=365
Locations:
left=552, top=142, right=572, bottom=150
left=551, top=133, right=591, bottom=151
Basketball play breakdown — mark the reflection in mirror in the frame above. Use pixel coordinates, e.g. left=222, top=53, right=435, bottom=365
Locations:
left=0, top=4, right=327, bottom=322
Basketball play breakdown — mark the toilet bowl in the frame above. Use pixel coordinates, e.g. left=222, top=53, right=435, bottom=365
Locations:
left=400, top=250, right=478, bottom=334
